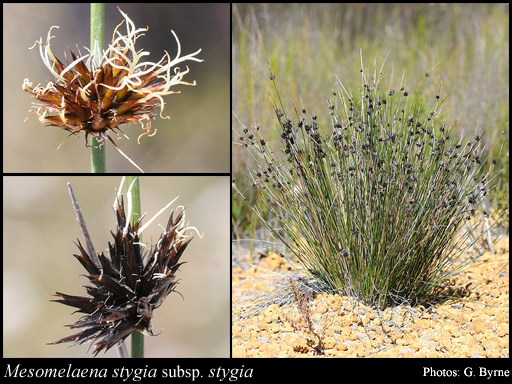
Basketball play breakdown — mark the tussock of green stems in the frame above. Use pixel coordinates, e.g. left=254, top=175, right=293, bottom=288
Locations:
left=232, top=4, right=509, bottom=236
left=235, top=55, right=508, bottom=310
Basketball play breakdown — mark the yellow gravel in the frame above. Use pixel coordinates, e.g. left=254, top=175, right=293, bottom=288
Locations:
left=232, top=236, right=509, bottom=358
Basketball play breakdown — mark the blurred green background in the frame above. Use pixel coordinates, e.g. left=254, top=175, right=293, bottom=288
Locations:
left=4, top=3, right=229, bottom=173
left=232, top=3, right=509, bottom=235
left=3, top=176, right=230, bottom=357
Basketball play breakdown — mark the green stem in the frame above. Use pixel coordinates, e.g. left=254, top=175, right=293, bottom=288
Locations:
left=90, top=3, right=106, bottom=173
left=126, top=176, right=142, bottom=228
left=126, top=176, right=144, bottom=358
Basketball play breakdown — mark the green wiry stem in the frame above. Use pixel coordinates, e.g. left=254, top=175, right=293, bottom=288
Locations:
left=90, top=3, right=106, bottom=173
left=126, top=176, right=142, bottom=228
left=126, top=176, right=144, bottom=358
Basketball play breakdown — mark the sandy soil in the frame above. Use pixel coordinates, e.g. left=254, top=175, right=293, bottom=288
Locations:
left=232, top=236, right=509, bottom=358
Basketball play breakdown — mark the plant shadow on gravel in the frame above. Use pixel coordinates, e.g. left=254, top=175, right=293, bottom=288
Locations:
left=232, top=238, right=509, bottom=356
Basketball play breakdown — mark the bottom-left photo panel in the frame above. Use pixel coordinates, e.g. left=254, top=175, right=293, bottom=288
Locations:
left=3, top=175, right=230, bottom=358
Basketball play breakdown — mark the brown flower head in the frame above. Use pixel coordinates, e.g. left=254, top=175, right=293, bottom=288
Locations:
left=49, top=182, right=200, bottom=356
left=23, top=8, right=202, bottom=171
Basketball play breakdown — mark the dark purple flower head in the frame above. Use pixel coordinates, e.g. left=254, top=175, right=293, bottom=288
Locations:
left=49, top=188, right=195, bottom=356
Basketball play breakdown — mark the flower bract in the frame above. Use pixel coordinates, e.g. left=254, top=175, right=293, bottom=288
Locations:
left=49, top=191, right=195, bottom=356
left=23, top=7, right=203, bottom=166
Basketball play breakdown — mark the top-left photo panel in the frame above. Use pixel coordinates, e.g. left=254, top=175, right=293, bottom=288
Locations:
left=4, top=3, right=230, bottom=173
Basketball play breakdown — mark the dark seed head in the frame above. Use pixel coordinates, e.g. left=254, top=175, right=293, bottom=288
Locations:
left=50, top=189, right=195, bottom=356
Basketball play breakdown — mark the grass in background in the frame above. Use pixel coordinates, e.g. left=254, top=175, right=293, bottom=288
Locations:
left=232, top=3, right=509, bottom=236
left=234, top=51, right=507, bottom=309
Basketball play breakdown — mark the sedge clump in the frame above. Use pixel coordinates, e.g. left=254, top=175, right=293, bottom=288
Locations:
left=235, top=54, right=507, bottom=310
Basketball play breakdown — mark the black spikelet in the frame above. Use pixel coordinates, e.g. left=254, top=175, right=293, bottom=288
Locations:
left=49, top=191, right=193, bottom=356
